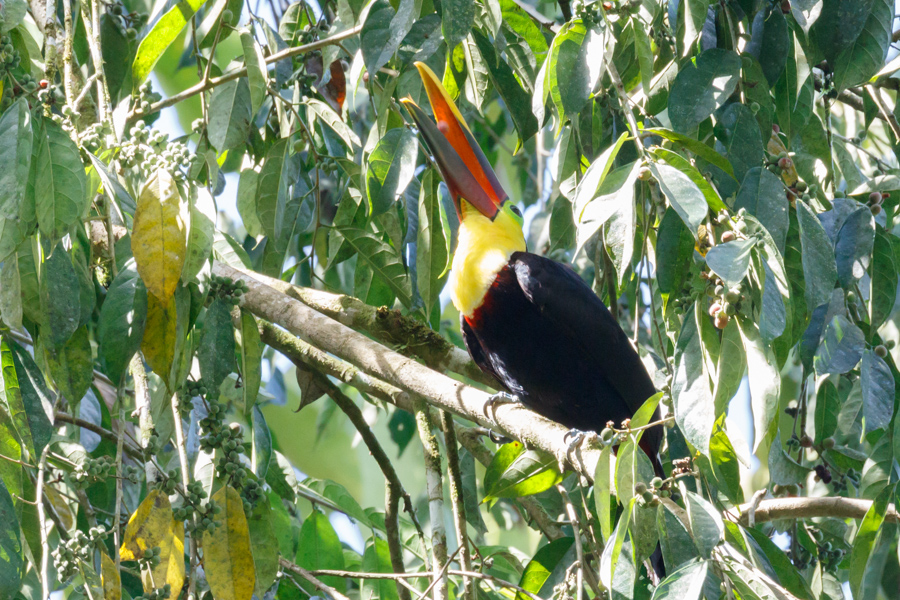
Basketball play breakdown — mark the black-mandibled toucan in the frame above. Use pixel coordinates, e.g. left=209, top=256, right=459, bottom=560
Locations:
left=403, top=62, right=666, bottom=578
left=402, top=63, right=664, bottom=478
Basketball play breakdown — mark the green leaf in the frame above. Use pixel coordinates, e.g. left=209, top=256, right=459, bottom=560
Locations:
left=0, top=0, right=26, bottom=33
left=717, top=102, right=765, bottom=183
left=869, top=229, right=897, bottom=331
left=656, top=207, right=695, bottom=295
left=361, top=537, right=400, bottom=600
left=862, top=432, right=893, bottom=500
left=132, top=0, right=210, bottom=86
left=366, top=128, right=418, bottom=216
left=182, top=186, right=216, bottom=284
left=198, top=298, right=236, bottom=391
left=651, top=559, right=707, bottom=600
left=88, top=153, right=136, bottom=217
left=251, top=404, right=272, bottom=480
left=295, top=510, right=345, bottom=592
left=302, top=479, right=373, bottom=528
left=40, top=244, right=81, bottom=348
left=247, top=497, right=280, bottom=595
left=240, top=28, right=268, bottom=115
left=573, top=132, right=629, bottom=215
left=360, top=0, right=416, bottom=76
left=709, top=427, right=744, bottom=504
left=672, top=305, right=714, bottom=455
left=814, top=380, right=839, bottom=445
left=685, top=491, right=723, bottom=558
left=768, top=433, right=810, bottom=485
left=668, top=49, right=741, bottom=133
left=791, top=115, right=831, bottom=194
left=712, top=319, right=745, bottom=415
left=737, top=316, right=780, bottom=452
left=515, top=538, right=574, bottom=600
left=500, top=0, right=548, bottom=65
left=593, top=445, right=615, bottom=541
left=45, top=325, right=92, bottom=406
left=831, top=0, right=892, bottom=92
left=643, top=127, right=736, bottom=180
left=705, top=239, right=754, bottom=288
left=651, top=162, right=707, bottom=238
left=441, top=0, right=474, bottom=49
left=471, top=29, right=539, bottom=149
left=733, top=167, right=789, bottom=252
left=850, top=485, right=894, bottom=599
left=576, top=161, right=640, bottom=256
left=236, top=167, right=262, bottom=238
left=238, top=310, right=263, bottom=415
left=757, top=259, right=787, bottom=345
left=306, top=98, right=362, bottom=149
left=0, top=99, right=33, bottom=261
left=208, top=78, right=253, bottom=152
left=834, top=206, right=875, bottom=288
left=33, top=118, right=87, bottom=244
left=796, top=200, right=837, bottom=311
left=256, top=138, right=292, bottom=242
left=98, top=260, right=148, bottom=383
left=814, top=315, right=865, bottom=375
left=0, top=255, right=22, bottom=331
left=861, top=349, right=894, bottom=432
left=547, top=19, right=606, bottom=123
left=0, top=478, right=23, bottom=596
left=649, top=148, right=728, bottom=213
left=334, top=227, right=412, bottom=307
left=657, top=501, right=697, bottom=571
left=416, top=170, right=449, bottom=320
left=279, top=2, right=310, bottom=46
left=615, top=439, right=655, bottom=504
left=483, top=441, right=562, bottom=500
left=1, top=337, right=53, bottom=459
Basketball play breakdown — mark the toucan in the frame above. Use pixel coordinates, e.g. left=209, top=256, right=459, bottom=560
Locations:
left=402, top=62, right=664, bottom=477
left=402, top=63, right=667, bottom=578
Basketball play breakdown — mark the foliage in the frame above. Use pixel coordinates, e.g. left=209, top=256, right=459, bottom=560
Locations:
left=1, top=0, right=900, bottom=598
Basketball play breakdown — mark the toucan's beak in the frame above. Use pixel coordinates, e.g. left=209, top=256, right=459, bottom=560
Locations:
left=401, top=62, right=507, bottom=220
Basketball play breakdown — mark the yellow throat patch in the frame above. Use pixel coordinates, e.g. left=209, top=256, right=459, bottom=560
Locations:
left=449, top=201, right=526, bottom=317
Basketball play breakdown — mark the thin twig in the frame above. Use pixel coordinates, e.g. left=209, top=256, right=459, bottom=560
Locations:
left=279, top=558, right=353, bottom=600
left=133, top=26, right=362, bottom=119
left=36, top=448, right=51, bottom=599
left=171, top=393, right=199, bottom=600
left=54, top=412, right=144, bottom=459
left=384, top=482, right=412, bottom=600
left=866, top=85, right=900, bottom=141
left=415, top=403, right=447, bottom=600
left=440, top=412, right=475, bottom=600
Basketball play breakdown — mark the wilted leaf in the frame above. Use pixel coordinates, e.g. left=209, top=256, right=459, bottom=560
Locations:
left=203, top=486, right=256, bottom=600
left=132, top=169, right=188, bottom=300
left=120, top=489, right=186, bottom=594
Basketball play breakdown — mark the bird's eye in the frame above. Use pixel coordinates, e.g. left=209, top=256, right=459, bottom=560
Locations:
left=510, top=204, right=522, bottom=218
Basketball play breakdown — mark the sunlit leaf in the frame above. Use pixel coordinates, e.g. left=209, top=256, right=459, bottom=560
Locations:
left=203, top=485, right=256, bottom=600
left=132, top=169, right=188, bottom=301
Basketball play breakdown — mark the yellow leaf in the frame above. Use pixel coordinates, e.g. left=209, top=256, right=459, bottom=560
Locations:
left=101, top=551, right=121, bottom=600
left=120, top=489, right=172, bottom=561
left=44, top=485, right=75, bottom=531
left=141, top=523, right=185, bottom=595
left=203, top=486, right=256, bottom=600
left=132, top=169, right=188, bottom=301
left=141, top=286, right=189, bottom=387
left=78, top=558, right=105, bottom=600
left=120, top=489, right=186, bottom=594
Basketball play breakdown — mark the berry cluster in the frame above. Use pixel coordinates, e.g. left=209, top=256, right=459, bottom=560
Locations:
left=152, top=468, right=182, bottom=495
left=174, top=480, right=223, bottom=535
left=209, top=275, right=248, bottom=305
left=106, top=1, right=148, bottom=41
left=134, top=584, right=172, bottom=600
left=135, top=80, right=163, bottom=115
left=867, top=191, right=889, bottom=216
left=144, top=430, right=164, bottom=457
left=705, top=277, right=745, bottom=330
left=139, top=545, right=164, bottom=570
left=51, top=527, right=108, bottom=584
left=119, top=120, right=193, bottom=177
left=199, top=397, right=261, bottom=511
left=633, top=477, right=671, bottom=508
left=71, top=455, right=115, bottom=489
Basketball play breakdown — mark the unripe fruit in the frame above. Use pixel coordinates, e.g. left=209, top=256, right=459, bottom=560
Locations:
left=222, top=9, right=233, bottom=20
left=875, top=345, right=888, bottom=358
left=869, top=191, right=882, bottom=205
left=709, top=302, right=722, bottom=317
left=634, top=482, right=647, bottom=495
left=822, top=437, right=836, bottom=449
left=638, top=167, right=652, bottom=181
left=778, top=157, right=793, bottom=170
left=800, top=435, right=813, bottom=448
left=721, top=230, right=736, bottom=243
left=714, top=313, right=730, bottom=329
left=871, top=204, right=882, bottom=216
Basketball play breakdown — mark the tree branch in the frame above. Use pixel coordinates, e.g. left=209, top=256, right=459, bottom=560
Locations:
left=134, top=26, right=362, bottom=119
left=236, top=265, right=494, bottom=387
left=440, top=412, right=475, bottom=600
left=416, top=403, right=448, bottom=600
left=279, top=558, right=353, bottom=600
left=212, top=261, right=598, bottom=478
left=732, top=497, right=900, bottom=526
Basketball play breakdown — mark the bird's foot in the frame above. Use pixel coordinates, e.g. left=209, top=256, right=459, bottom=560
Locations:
left=482, top=392, right=521, bottom=420
left=562, top=429, right=599, bottom=471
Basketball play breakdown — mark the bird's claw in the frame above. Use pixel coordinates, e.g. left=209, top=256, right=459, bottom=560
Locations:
left=562, top=428, right=598, bottom=470
left=487, top=429, right=512, bottom=444
left=482, top=392, right=521, bottom=420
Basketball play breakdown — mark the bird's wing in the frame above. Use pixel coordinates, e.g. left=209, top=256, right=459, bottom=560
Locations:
left=461, top=313, right=504, bottom=385
left=509, top=252, right=658, bottom=417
